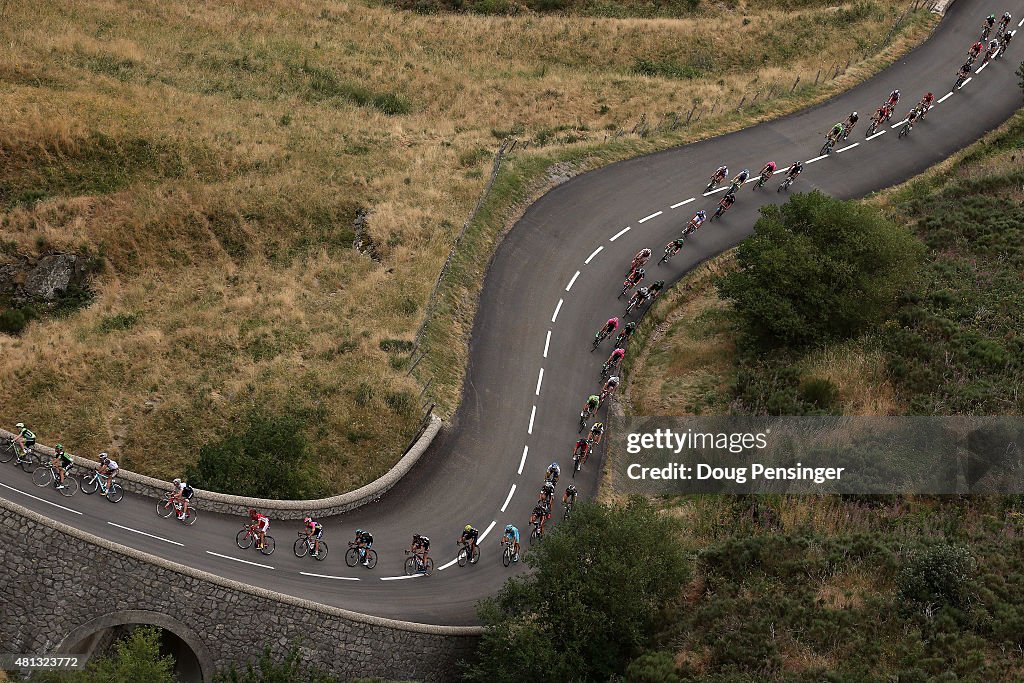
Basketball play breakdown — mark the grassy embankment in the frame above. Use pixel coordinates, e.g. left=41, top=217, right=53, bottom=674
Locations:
left=0, top=0, right=933, bottom=489
left=618, top=103, right=1024, bottom=682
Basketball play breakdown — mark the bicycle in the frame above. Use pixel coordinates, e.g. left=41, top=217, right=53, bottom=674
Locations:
left=1, top=438, right=38, bottom=473
left=613, top=331, right=631, bottom=349
left=236, top=524, right=275, bottom=555
left=865, top=117, right=881, bottom=137
left=529, top=519, right=543, bottom=546
left=710, top=202, right=730, bottom=221
left=294, top=531, right=328, bottom=561
left=658, top=240, right=683, bottom=266
left=80, top=470, right=124, bottom=503
left=752, top=172, right=772, bottom=190
left=404, top=549, right=434, bottom=575
left=617, top=273, right=643, bottom=299
left=704, top=172, right=726, bottom=193
left=591, top=327, right=613, bottom=352
left=501, top=538, right=518, bottom=567
left=155, top=491, right=198, bottom=525
left=820, top=132, right=840, bottom=156
left=954, top=71, right=969, bottom=90
left=456, top=540, right=480, bottom=567
left=774, top=175, right=798, bottom=193
left=600, top=358, right=620, bottom=380
left=345, top=541, right=378, bottom=568
left=563, top=497, right=575, bottom=521
left=32, top=462, right=79, bottom=497
left=897, top=117, right=914, bottom=139
left=578, top=408, right=591, bottom=433
left=572, top=443, right=589, bottom=476
left=624, top=290, right=648, bottom=316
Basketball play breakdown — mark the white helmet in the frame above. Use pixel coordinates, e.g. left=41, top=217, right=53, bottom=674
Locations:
left=173, top=478, right=181, bottom=485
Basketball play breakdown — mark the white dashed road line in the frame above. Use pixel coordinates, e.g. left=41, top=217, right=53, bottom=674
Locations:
left=866, top=130, right=886, bottom=140
left=836, top=142, right=859, bottom=153
left=805, top=154, right=829, bottom=164
left=437, top=558, right=459, bottom=571
left=670, top=198, right=695, bottom=208
left=206, top=551, right=274, bottom=570
left=704, top=186, right=728, bottom=196
left=543, top=330, right=551, bottom=358
left=0, top=482, right=82, bottom=515
left=963, top=77, right=973, bottom=87
left=938, top=92, right=953, bottom=103
left=528, top=405, right=536, bottom=435
left=638, top=211, right=662, bottom=223
left=565, top=271, right=580, bottom=291
left=300, top=572, right=360, bottom=581
left=518, top=445, right=528, bottom=475
left=380, top=574, right=424, bottom=581
left=535, top=368, right=544, bottom=396
left=585, top=246, right=603, bottom=264
left=478, top=521, right=497, bottom=542
left=108, top=521, right=183, bottom=546
left=609, top=226, right=631, bottom=241
left=551, top=298, right=563, bottom=322
left=501, top=484, right=516, bottom=512
left=977, top=62, right=988, bottom=73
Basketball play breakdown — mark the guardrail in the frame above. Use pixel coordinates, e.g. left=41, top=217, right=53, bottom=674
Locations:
left=0, top=414, right=442, bottom=520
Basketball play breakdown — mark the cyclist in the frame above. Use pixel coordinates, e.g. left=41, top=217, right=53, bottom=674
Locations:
left=354, top=528, right=374, bottom=566
left=249, top=509, right=270, bottom=550
left=918, top=92, right=934, bottom=117
left=573, top=438, right=591, bottom=467
left=1000, top=30, right=1013, bottom=55
left=758, top=161, right=776, bottom=182
left=624, top=267, right=645, bottom=289
left=986, top=38, right=1000, bottom=61
left=602, top=375, right=620, bottom=396
left=410, top=533, right=431, bottom=571
left=502, top=524, right=520, bottom=563
left=663, top=237, right=686, bottom=260
left=785, top=161, right=803, bottom=180
left=598, top=316, right=619, bottom=339
left=589, top=421, right=606, bottom=445
left=626, top=286, right=650, bottom=312
left=538, top=481, right=555, bottom=512
left=303, top=516, right=324, bottom=555
left=727, top=169, right=749, bottom=195
left=999, top=11, right=1012, bottom=34
left=685, top=210, right=707, bottom=234
left=969, top=40, right=984, bottom=62
left=606, top=346, right=625, bottom=371
left=458, top=524, right=479, bottom=562
left=647, top=280, right=665, bottom=300
left=530, top=502, right=548, bottom=535
left=51, top=444, right=73, bottom=489
left=13, top=422, right=35, bottom=453
left=584, top=393, right=600, bottom=416
left=171, top=477, right=194, bottom=520
left=546, top=461, right=561, bottom=485
left=708, top=165, right=729, bottom=188
left=827, top=121, right=845, bottom=145
left=98, top=453, right=119, bottom=494
left=956, top=62, right=972, bottom=87
left=563, top=483, right=578, bottom=509
left=614, top=321, right=637, bottom=348
left=630, top=248, right=653, bottom=272
left=843, top=112, right=858, bottom=138
left=903, top=105, right=920, bottom=132
left=983, top=14, right=996, bottom=39
left=715, top=192, right=736, bottom=218
left=887, top=89, right=901, bottom=107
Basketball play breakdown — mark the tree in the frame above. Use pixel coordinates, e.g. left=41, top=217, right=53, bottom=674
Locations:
left=463, top=498, right=690, bottom=682
left=717, top=191, right=921, bottom=350
left=215, top=645, right=339, bottom=683
left=187, top=412, right=321, bottom=499
left=33, top=626, right=175, bottom=683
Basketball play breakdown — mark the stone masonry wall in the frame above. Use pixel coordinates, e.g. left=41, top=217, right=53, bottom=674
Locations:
left=0, top=498, right=481, bottom=682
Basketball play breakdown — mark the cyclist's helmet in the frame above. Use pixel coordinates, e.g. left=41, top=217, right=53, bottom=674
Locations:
left=635, top=267, right=645, bottom=277
left=99, top=452, right=109, bottom=462
left=303, top=516, right=312, bottom=525
left=655, top=280, right=665, bottom=288
left=464, top=524, right=473, bottom=532
left=356, top=528, right=364, bottom=535
left=173, top=477, right=181, bottom=485
left=550, top=461, right=559, bottom=469
left=742, top=168, right=749, bottom=175
left=542, top=481, right=554, bottom=492
left=852, top=111, right=858, bottom=118
left=987, top=13, right=995, bottom=21
left=15, top=422, right=24, bottom=429
left=249, top=508, right=258, bottom=519
left=1004, top=12, right=1011, bottom=18
left=696, top=210, right=706, bottom=219
left=626, top=322, right=636, bottom=330
left=567, top=484, right=577, bottom=494
left=593, top=421, right=604, bottom=429
left=505, top=524, right=514, bottom=533
left=55, top=444, right=64, bottom=454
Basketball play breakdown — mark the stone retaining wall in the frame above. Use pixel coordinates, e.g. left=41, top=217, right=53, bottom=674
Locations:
left=1, top=414, right=442, bottom=519
left=0, top=496, right=482, bottom=682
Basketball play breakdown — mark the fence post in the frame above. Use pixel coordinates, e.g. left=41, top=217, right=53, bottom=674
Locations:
left=686, top=102, right=698, bottom=123
left=791, top=75, right=801, bottom=92
left=833, top=63, right=841, bottom=78
left=736, top=94, right=747, bottom=110
left=814, top=68, right=822, bottom=85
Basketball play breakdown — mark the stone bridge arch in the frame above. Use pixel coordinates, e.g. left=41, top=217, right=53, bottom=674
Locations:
left=57, top=609, right=215, bottom=683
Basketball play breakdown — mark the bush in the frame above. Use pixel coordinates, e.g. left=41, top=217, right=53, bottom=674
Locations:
left=33, top=626, right=175, bottom=683
left=463, top=498, right=689, bottom=681
left=625, top=651, right=681, bottom=682
left=0, top=307, right=31, bottom=335
left=717, top=191, right=921, bottom=350
left=897, top=544, right=976, bottom=613
left=215, top=644, right=339, bottom=683
left=187, top=412, right=322, bottom=498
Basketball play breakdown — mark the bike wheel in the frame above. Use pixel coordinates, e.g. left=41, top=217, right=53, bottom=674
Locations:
left=0, top=442, right=15, bottom=463
left=106, top=484, right=124, bottom=503
left=899, top=124, right=909, bottom=139
left=470, top=546, right=480, bottom=564
left=236, top=529, right=253, bottom=549
left=345, top=547, right=359, bottom=567
left=405, top=556, right=419, bottom=575
left=18, top=452, right=36, bottom=473
left=80, top=475, right=98, bottom=495
left=156, top=499, right=175, bottom=518
left=564, top=504, right=572, bottom=521
left=58, top=476, right=79, bottom=497
left=259, top=535, right=275, bottom=555
left=294, top=537, right=310, bottom=558
left=180, top=508, right=197, bottom=525
left=32, top=466, right=54, bottom=488
left=314, top=541, right=328, bottom=561
left=820, top=141, right=831, bottom=156
left=502, top=547, right=512, bottom=567
left=457, top=546, right=469, bottom=567
left=362, top=548, right=376, bottom=568
left=530, top=526, right=540, bottom=546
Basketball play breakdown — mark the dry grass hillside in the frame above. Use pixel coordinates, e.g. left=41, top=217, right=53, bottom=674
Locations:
left=0, top=0, right=931, bottom=489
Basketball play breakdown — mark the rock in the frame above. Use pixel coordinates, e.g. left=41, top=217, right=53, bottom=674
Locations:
left=20, top=253, right=77, bottom=302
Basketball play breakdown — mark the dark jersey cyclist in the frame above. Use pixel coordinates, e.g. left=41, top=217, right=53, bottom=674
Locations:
left=51, top=444, right=73, bottom=488
left=460, top=524, right=480, bottom=562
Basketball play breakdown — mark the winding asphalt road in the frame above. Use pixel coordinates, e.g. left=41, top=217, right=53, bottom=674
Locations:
left=1, top=0, right=1021, bottom=627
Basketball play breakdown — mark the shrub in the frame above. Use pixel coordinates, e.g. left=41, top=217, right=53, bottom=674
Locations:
left=99, top=311, right=140, bottom=333
left=717, top=191, right=921, bottom=350
left=625, top=651, right=681, bottom=682
left=34, top=626, right=175, bottom=683
left=187, top=412, right=321, bottom=498
left=897, top=544, right=976, bottom=613
left=0, top=308, right=31, bottom=335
